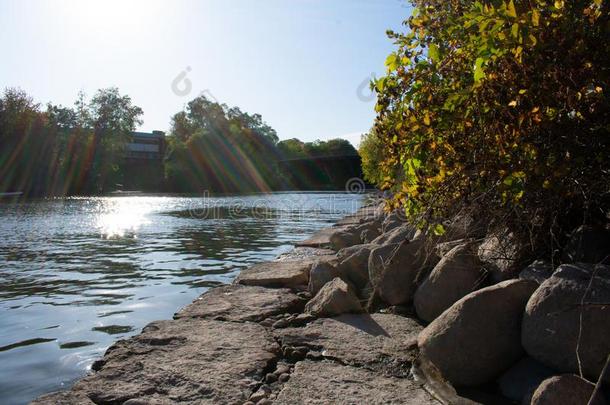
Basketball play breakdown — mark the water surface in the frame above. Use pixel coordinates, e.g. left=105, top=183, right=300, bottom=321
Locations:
left=0, top=192, right=362, bottom=404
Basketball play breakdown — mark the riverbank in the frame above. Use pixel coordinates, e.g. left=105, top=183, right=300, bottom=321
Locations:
left=31, top=201, right=609, bottom=404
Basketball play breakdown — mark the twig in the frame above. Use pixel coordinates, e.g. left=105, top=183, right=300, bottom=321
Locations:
left=587, top=354, right=610, bottom=405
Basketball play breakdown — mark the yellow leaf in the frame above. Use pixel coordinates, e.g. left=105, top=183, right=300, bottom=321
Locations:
left=554, top=0, right=564, bottom=9
left=508, top=100, right=517, bottom=107
left=423, top=112, right=431, bottom=126
left=532, top=9, right=540, bottom=26
left=507, top=0, right=517, bottom=18
left=519, top=89, right=527, bottom=95
left=531, top=106, right=540, bottom=113
left=595, top=86, right=603, bottom=93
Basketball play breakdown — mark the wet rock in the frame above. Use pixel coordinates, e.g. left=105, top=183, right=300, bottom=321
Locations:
left=174, top=284, right=303, bottom=322
left=30, top=391, right=96, bottom=405
left=308, top=259, right=340, bottom=294
left=277, top=313, right=422, bottom=374
left=418, top=279, right=538, bottom=386
left=519, top=260, right=554, bottom=285
left=497, top=357, right=556, bottom=402
left=66, top=319, right=279, bottom=404
left=478, top=230, right=525, bottom=283
left=530, top=374, right=607, bottom=405
left=414, top=243, right=486, bottom=322
left=329, top=228, right=362, bottom=251
left=562, top=225, right=610, bottom=264
left=369, top=239, right=432, bottom=306
left=235, top=258, right=328, bottom=289
left=372, top=224, right=419, bottom=245
left=522, top=263, right=610, bottom=381
left=304, top=277, right=364, bottom=317
left=274, top=360, right=439, bottom=405
left=336, top=244, right=375, bottom=291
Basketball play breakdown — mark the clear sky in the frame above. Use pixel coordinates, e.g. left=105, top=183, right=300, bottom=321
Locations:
left=0, top=0, right=411, bottom=146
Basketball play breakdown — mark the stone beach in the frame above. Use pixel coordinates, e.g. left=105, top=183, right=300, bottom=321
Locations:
left=32, top=201, right=610, bottom=404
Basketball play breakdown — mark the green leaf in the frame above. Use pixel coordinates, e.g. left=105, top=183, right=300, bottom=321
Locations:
left=429, top=43, right=440, bottom=63
left=432, top=223, right=446, bottom=236
left=511, top=23, right=519, bottom=39
left=473, top=57, right=485, bottom=83
left=385, top=54, right=399, bottom=71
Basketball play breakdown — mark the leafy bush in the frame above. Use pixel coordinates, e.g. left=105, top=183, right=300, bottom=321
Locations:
left=373, top=0, right=609, bottom=250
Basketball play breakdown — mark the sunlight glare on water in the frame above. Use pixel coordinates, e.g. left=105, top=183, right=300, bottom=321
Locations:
left=95, top=197, right=154, bottom=239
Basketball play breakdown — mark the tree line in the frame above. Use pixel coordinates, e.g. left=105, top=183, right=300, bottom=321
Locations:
left=0, top=88, right=358, bottom=196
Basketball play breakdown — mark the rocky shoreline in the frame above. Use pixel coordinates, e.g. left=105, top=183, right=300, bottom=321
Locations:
left=32, top=202, right=609, bottom=404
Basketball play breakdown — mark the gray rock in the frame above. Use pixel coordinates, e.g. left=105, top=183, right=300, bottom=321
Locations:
left=304, top=277, right=364, bottom=317
left=235, top=258, right=329, bottom=289
left=381, top=210, right=406, bottom=233
left=278, top=373, right=290, bottom=383
left=277, top=313, right=423, bottom=373
left=522, top=263, right=610, bottom=381
left=563, top=225, right=610, bottom=264
left=329, top=228, right=362, bottom=251
left=497, top=357, right=556, bottom=402
left=434, top=238, right=476, bottom=258
left=274, top=360, right=439, bottom=405
left=336, top=244, right=375, bottom=291
left=414, top=243, right=486, bottom=322
left=372, top=224, right=419, bottom=245
left=418, top=279, right=539, bottom=386
left=174, top=284, right=303, bottom=322
left=308, top=259, right=340, bottom=294
left=296, top=226, right=353, bottom=248
left=61, top=319, right=278, bottom=404
left=530, top=374, right=607, bottom=405
left=369, top=239, right=433, bottom=306
left=478, top=230, right=525, bottom=283
left=519, top=260, right=554, bottom=284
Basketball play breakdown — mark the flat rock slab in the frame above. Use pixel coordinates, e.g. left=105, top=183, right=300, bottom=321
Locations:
left=235, top=258, right=332, bottom=289
left=174, top=284, right=304, bottom=322
left=274, top=360, right=439, bottom=405
left=296, top=226, right=352, bottom=248
left=276, top=247, right=336, bottom=261
left=51, top=319, right=278, bottom=405
left=277, top=313, right=423, bottom=375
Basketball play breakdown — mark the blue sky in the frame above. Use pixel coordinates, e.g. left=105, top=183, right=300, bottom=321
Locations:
left=0, top=0, right=410, bottom=145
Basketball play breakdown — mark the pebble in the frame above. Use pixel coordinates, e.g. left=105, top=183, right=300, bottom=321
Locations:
left=279, top=373, right=290, bottom=383
left=265, top=373, right=278, bottom=384
left=272, top=319, right=289, bottom=329
left=249, top=391, right=266, bottom=402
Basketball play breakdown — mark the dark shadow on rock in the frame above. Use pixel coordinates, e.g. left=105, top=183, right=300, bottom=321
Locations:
left=333, top=314, right=390, bottom=337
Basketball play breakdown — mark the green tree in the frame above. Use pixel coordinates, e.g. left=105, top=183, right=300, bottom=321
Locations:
left=374, top=0, right=609, bottom=252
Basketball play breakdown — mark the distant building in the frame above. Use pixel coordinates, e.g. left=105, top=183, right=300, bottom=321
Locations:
left=126, top=130, right=166, bottom=161
left=122, top=131, right=166, bottom=191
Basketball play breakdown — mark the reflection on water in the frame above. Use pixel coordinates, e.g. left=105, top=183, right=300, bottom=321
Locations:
left=0, top=192, right=362, bottom=405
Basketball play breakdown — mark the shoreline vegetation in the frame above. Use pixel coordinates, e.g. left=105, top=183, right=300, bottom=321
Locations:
left=32, top=200, right=609, bottom=404
left=0, top=88, right=364, bottom=198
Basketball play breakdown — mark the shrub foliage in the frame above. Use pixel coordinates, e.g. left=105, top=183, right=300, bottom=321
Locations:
left=373, top=0, right=609, bottom=249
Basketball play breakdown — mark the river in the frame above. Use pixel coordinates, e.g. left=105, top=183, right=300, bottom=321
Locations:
left=0, top=192, right=363, bottom=405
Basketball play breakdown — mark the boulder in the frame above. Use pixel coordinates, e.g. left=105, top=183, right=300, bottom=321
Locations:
left=369, top=239, right=433, bottom=306
left=31, top=391, right=96, bottom=405
left=296, top=226, right=352, bottom=248
left=308, top=259, right=340, bottom=295
left=478, top=230, right=525, bottom=283
left=174, top=284, right=303, bottom=322
left=522, top=263, right=610, bottom=381
left=381, top=210, right=406, bottom=233
left=414, top=243, right=486, bottom=322
left=361, top=228, right=379, bottom=243
left=434, top=238, right=476, bottom=258
left=274, top=360, right=439, bottom=405
left=519, top=260, right=554, bottom=285
left=329, top=228, right=362, bottom=251
left=372, top=224, right=418, bottom=245
left=305, top=277, right=364, bottom=317
left=530, top=374, right=607, bottom=405
left=336, top=244, right=375, bottom=291
left=562, top=225, right=610, bottom=264
left=497, top=357, right=556, bottom=402
left=235, top=257, right=332, bottom=289
left=418, top=279, right=538, bottom=386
